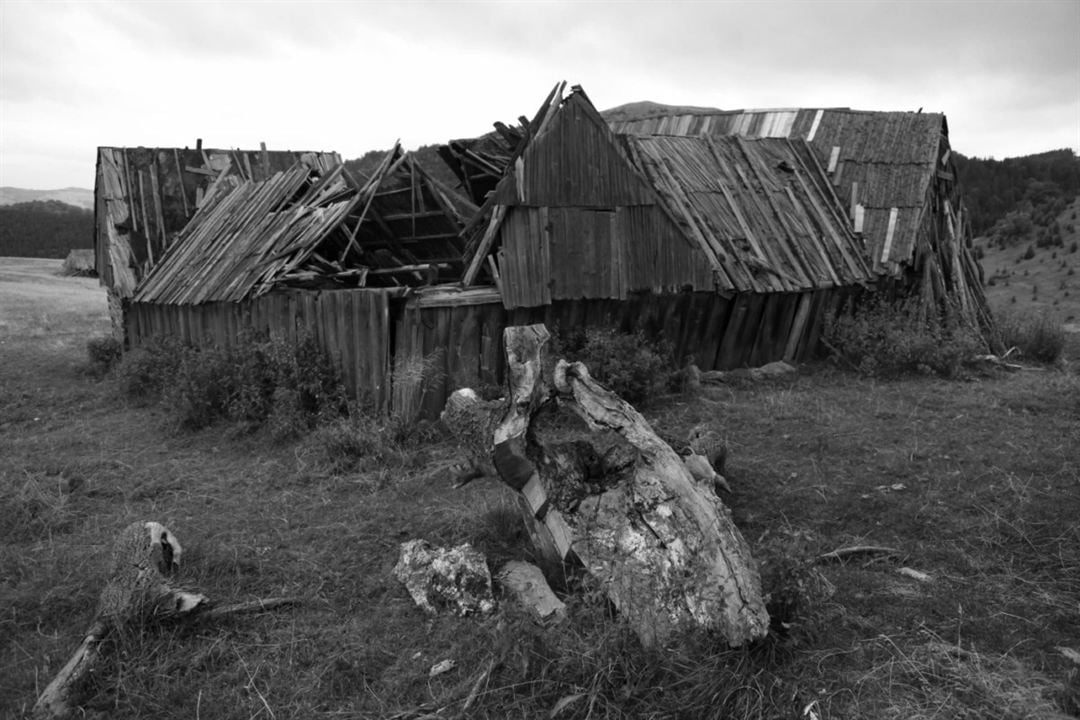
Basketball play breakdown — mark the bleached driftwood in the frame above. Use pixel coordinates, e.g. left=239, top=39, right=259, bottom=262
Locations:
left=452, top=324, right=769, bottom=647
left=34, top=521, right=298, bottom=719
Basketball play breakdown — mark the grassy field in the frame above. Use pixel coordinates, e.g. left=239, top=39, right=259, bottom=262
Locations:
left=2, top=258, right=1079, bottom=719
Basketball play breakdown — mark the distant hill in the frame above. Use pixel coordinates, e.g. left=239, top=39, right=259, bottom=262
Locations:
left=0, top=186, right=94, bottom=211
left=0, top=200, right=94, bottom=258
left=600, top=100, right=723, bottom=123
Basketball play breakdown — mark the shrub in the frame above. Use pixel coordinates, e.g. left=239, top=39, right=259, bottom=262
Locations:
left=112, top=332, right=346, bottom=431
left=823, top=299, right=985, bottom=379
left=993, top=310, right=1066, bottom=364
left=86, top=335, right=122, bottom=374
left=1023, top=244, right=1036, bottom=260
left=111, top=337, right=184, bottom=403
left=555, top=327, right=674, bottom=403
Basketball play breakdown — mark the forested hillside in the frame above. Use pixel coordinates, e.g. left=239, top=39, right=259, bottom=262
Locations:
left=0, top=200, right=94, bottom=258
left=955, top=149, right=1080, bottom=241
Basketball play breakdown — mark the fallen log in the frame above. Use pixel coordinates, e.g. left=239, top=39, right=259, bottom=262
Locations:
left=33, top=521, right=297, bottom=719
left=445, top=324, right=769, bottom=647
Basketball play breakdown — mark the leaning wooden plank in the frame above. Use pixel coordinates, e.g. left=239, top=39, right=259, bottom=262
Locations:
left=462, top=204, right=508, bottom=287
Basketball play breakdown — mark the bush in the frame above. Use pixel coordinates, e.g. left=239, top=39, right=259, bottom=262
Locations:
left=112, top=332, right=346, bottom=430
left=993, top=310, right=1066, bottom=364
left=555, top=327, right=674, bottom=403
left=111, top=337, right=184, bottom=403
left=86, top=335, right=122, bottom=374
left=823, top=299, right=986, bottom=379
left=1023, top=244, right=1036, bottom=260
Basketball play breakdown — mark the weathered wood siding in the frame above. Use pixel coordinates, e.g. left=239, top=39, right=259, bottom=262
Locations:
left=620, top=205, right=716, bottom=295
left=498, top=94, right=655, bottom=208
left=124, top=288, right=392, bottom=410
left=498, top=207, right=551, bottom=308
left=392, top=287, right=847, bottom=417
left=497, top=203, right=714, bottom=308
left=124, top=283, right=850, bottom=420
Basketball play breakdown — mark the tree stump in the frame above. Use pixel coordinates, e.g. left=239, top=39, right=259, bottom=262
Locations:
left=448, top=324, right=769, bottom=647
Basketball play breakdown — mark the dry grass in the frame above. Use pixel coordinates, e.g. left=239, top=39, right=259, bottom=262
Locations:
left=2, top=259, right=1078, bottom=718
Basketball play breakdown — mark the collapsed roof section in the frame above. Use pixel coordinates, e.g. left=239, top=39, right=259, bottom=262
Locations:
left=133, top=145, right=477, bottom=305
left=437, top=83, right=565, bottom=206
left=95, top=144, right=341, bottom=297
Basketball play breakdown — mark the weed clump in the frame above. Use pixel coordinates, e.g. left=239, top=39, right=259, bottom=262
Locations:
left=823, top=300, right=986, bottom=378
left=993, top=310, right=1067, bottom=364
left=555, top=327, right=674, bottom=403
left=111, top=332, right=345, bottom=431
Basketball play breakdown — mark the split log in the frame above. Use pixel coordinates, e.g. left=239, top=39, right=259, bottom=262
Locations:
left=450, top=324, right=769, bottom=647
left=33, top=522, right=297, bottom=719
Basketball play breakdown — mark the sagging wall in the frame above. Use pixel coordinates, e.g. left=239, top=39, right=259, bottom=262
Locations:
left=124, top=286, right=851, bottom=420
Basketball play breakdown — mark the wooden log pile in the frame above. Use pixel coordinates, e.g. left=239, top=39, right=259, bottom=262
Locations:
left=442, top=324, right=769, bottom=647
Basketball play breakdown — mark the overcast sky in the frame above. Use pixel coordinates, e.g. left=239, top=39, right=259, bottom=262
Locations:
left=2, top=0, right=1077, bottom=190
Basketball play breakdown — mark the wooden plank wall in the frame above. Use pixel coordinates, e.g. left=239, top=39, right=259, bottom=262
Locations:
left=124, top=289, right=392, bottom=411
left=394, top=287, right=848, bottom=418
left=125, top=286, right=850, bottom=420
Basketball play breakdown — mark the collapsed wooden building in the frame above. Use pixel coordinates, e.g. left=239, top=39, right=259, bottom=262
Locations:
left=103, top=143, right=479, bottom=411
left=97, top=84, right=988, bottom=418
left=607, top=103, right=993, bottom=335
